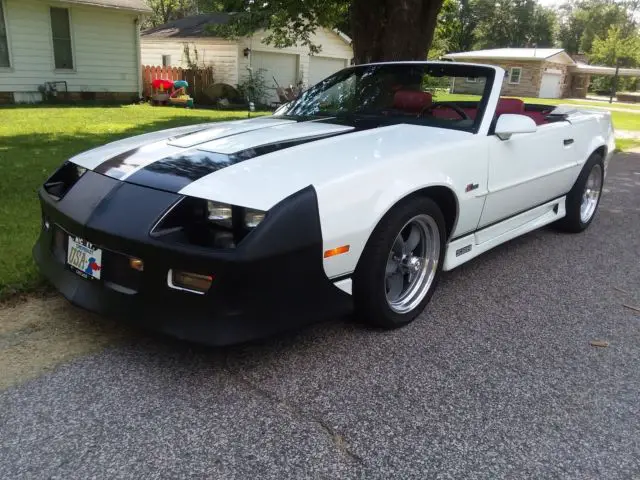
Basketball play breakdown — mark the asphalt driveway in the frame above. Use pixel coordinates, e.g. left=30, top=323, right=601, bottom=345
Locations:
left=1, top=153, right=639, bottom=479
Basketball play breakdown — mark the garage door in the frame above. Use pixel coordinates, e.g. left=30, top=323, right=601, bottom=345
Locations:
left=309, top=56, right=348, bottom=86
left=539, top=72, right=562, bottom=99
left=250, top=51, right=298, bottom=104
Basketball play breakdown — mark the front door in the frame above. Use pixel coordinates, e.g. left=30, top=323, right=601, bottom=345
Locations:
left=478, top=122, right=579, bottom=229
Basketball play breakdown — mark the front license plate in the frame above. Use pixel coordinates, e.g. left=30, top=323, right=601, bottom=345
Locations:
left=67, top=237, right=102, bottom=280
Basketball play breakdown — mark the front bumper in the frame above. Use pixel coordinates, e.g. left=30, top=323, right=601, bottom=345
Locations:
left=34, top=172, right=352, bottom=346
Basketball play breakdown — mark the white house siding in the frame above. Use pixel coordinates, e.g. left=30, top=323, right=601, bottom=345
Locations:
left=0, top=0, right=139, bottom=96
left=140, top=28, right=352, bottom=93
left=140, top=37, right=239, bottom=85
left=238, top=29, right=353, bottom=90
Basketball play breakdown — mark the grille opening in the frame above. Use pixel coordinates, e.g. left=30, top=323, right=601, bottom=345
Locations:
left=151, top=198, right=253, bottom=249
left=44, top=162, right=85, bottom=200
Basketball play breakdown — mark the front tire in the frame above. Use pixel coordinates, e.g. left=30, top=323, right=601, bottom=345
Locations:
left=353, top=197, right=446, bottom=328
left=556, top=152, right=604, bottom=233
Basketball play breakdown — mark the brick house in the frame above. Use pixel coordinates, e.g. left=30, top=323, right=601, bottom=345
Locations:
left=444, top=48, right=576, bottom=98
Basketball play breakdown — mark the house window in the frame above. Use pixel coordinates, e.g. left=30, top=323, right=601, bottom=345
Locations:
left=465, top=77, right=477, bottom=83
left=0, top=0, right=10, bottom=68
left=162, top=55, right=171, bottom=67
left=50, top=7, right=73, bottom=69
left=508, top=67, right=522, bottom=85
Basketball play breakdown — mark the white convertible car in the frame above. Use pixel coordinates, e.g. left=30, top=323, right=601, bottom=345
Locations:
left=34, top=62, right=615, bottom=345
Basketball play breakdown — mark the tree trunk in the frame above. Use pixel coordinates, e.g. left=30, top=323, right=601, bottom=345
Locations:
left=350, top=0, right=444, bottom=64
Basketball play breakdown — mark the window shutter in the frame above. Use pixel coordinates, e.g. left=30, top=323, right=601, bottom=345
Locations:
left=0, top=2, right=10, bottom=68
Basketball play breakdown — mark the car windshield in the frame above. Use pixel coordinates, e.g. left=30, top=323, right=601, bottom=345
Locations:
left=274, top=63, right=495, bottom=133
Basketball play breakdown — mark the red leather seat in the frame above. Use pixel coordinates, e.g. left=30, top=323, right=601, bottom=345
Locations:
left=523, top=111, right=548, bottom=125
left=393, top=90, right=432, bottom=114
left=495, top=97, right=524, bottom=115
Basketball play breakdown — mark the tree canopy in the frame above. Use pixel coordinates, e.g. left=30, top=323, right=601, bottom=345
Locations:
left=145, top=0, right=640, bottom=68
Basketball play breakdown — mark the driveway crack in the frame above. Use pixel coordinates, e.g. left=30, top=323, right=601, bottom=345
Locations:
left=225, top=355, right=364, bottom=465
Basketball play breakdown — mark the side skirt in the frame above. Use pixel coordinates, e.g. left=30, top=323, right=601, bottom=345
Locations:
left=443, top=196, right=566, bottom=271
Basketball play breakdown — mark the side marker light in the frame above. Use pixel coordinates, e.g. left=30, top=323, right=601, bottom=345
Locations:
left=324, top=245, right=350, bottom=258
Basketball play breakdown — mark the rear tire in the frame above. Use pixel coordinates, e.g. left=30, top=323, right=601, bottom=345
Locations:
left=353, top=197, right=446, bottom=328
left=556, top=152, right=604, bottom=233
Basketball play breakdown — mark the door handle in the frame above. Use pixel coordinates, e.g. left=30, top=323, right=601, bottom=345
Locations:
left=563, top=138, right=574, bottom=146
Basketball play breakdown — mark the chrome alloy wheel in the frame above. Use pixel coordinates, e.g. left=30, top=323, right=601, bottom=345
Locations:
left=385, top=214, right=440, bottom=314
left=580, top=163, right=603, bottom=223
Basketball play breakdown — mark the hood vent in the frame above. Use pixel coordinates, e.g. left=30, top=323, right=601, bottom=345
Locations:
left=43, top=162, right=87, bottom=200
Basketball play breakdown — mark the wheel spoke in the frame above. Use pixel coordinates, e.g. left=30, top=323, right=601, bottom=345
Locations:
left=405, top=224, right=421, bottom=253
left=386, top=272, right=404, bottom=300
left=386, top=257, right=399, bottom=276
left=384, top=214, right=441, bottom=314
left=392, top=236, right=405, bottom=256
left=580, top=164, right=602, bottom=223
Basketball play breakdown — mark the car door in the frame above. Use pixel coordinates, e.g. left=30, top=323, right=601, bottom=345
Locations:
left=478, top=121, right=580, bottom=229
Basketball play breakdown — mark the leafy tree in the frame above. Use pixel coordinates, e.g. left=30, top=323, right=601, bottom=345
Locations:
left=473, top=0, right=556, bottom=49
left=432, top=0, right=557, bottom=56
left=432, top=0, right=483, bottom=54
left=591, top=25, right=640, bottom=66
left=144, top=0, right=199, bottom=27
left=557, top=0, right=638, bottom=54
left=202, top=0, right=447, bottom=63
left=589, top=25, right=640, bottom=92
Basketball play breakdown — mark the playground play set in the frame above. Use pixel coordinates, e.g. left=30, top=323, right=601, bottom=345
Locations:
left=150, top=78, right=194, bottom=108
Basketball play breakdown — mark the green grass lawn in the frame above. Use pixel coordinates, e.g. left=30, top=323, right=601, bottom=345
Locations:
left=517, top=97, right=640, bottom=111
left=616, top=138, right=640, bottom=151
left=0, top=104, right=258, bottom=299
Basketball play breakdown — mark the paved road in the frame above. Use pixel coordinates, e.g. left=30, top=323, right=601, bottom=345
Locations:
left=1, top=154, right=639, bottom=479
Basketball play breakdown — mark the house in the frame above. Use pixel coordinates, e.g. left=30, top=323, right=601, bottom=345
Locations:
left=140, top=14, right=354, bottom=102
left=443, top=48, right=640, bottom=99
left=0, top=0, right=150, bottom=104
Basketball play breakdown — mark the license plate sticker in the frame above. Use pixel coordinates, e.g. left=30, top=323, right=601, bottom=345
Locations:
left=67, top=237, right=102, bottom=280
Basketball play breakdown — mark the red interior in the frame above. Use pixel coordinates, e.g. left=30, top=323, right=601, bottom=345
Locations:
left=393, top=90, right=433, bottom=113
left=391, top=93, right=550, bottom=126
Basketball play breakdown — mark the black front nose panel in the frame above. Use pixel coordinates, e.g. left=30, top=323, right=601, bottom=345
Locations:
left=47, top=170, right=121, bottom=230
left=40, top=170, right=181, bottom=245
left=84, top=181, right=181, bottom=249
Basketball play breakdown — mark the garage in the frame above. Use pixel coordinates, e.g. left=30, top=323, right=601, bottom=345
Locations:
left=141, top=14, right=354, bottom=104
left=309, top=56, right=348, bottom=86
left=539, top=71, right=563, bottom=98
left=250, top=51, right=298, bottom=103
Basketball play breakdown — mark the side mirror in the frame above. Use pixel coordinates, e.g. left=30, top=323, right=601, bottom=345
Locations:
left=495, top=114, right=537, bottom=141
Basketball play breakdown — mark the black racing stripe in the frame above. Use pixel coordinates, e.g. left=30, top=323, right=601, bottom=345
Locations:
left=93, top=147, right=142, bottom=179
left=125, top=151, right=233, bottom=192
left=93, top=127, right=214, bottom=179
left=125, top=132, right=349, bottom=193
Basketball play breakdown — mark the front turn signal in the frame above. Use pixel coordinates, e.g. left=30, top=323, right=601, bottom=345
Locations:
left=324, top=245, right=350, bottom=258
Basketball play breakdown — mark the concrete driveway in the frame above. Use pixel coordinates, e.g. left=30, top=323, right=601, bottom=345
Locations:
left=1, top=153, right=639, bottom=479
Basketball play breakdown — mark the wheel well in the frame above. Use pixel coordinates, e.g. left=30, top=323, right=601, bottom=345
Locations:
left=406, top=186, right=458, bottom=239
left=593, top=145, right=606, bottom=158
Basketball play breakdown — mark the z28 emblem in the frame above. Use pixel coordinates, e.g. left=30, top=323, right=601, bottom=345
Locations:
left=465, top=183, right=479, bottom=192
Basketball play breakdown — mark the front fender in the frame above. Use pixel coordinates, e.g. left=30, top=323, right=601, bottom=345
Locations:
left=316, top=139, right=489, bottom=279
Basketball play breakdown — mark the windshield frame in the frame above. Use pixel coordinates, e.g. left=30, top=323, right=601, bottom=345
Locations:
left=275, top=62, right=497, bottom=134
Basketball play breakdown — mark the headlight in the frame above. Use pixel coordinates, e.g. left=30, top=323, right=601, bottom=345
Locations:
left=244, top=208, right=266, bottom=228
left=207, top=201, right=233, bottom=228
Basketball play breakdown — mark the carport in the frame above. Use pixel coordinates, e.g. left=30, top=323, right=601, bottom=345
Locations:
left=570, top=63, right=640, bottom=101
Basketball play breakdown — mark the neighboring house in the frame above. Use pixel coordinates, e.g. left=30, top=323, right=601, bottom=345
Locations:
left=444, top=48, right=640, bottom=99
left=0, top=0, right=150, bottom=104
left=140, top=14, right=353, bottom=102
